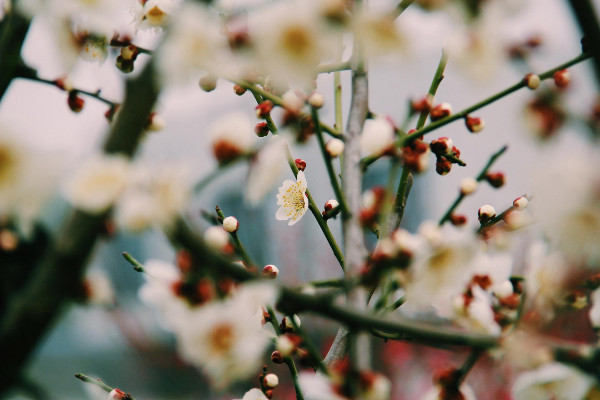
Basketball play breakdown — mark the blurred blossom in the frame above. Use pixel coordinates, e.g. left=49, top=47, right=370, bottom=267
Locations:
left=130, top=0, right=180, bottom=32
left=246, top=135, right=287, bottom=204
left=422, top=383, right=476, bottom=400
left=208, top=112, right=256, bottom=165
left=512, top=362, right=595, bottom=400
left=360, top=116, right=396, bottom=158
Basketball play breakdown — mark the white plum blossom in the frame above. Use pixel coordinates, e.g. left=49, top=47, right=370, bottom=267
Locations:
left=276, top=171, right=309, bottom=226
left=84, top=269, right=115, bottom=306
left=209, top=113, right=256, bottom=165
left=512, top=362, right=594, bottom=400
left=360, top=117, right=395, bottom=157
left=64, top=154, right=130, bottom=215
left=131, top=0, right=178, bottom=31
left=235, top=388, right=268, bottom=400
left=532, top=144, right=600, bottom=265
left=352, top=10, right=405, bottom=59
left=452, top=285, right=500, bottom=335
left=298, top=373, right=348, bottom=400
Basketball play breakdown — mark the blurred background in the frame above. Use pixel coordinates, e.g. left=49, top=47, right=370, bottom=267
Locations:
left=0, top=0, right=599, bottom=398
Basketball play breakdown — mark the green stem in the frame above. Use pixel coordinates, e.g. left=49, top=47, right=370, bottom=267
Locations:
left=266, top=307, right=305, bottom=400
left=215, top=206, right=253, bottom=267
left=289, top=317, right=329, bottom=375
left=399, top=52, right=592, bottom=146
left=234, top=80, right=344, bottom=139
left=444, top=153, right=467, bottom=166
left=122, top=252, right=144, bottom=273
left=304, top=278, right=345, bottom=288
left=477, top=195, right=528, bottom=233
left=317, top=60, right=352, bottom=74
left=74, top=373, right=120, bottom=396
left=439, top=146, right=508, bottom=225
left=456, top=349, right=483, bottom=385
left=311, top=106, right=349, bottom=214
left=393, top=0, right=416, bottom=18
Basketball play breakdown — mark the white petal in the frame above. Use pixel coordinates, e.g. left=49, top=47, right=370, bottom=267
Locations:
left=276, top=206, right=291, bottom=221
left=296, top=170, right=307, bottom=190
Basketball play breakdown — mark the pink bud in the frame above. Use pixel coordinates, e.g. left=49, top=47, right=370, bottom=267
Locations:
left=295, top=158, right=307, bottom=171
left=465, top=115, right=484, bottom=133
left=255, top=122, right=270, bottom=137
left=435, top=157, right=452, bottom=175
left=513, top=196, right=528, bottom=210
left=430, top=137, right=454, bottom=156
left=67, top=91, right=84, bottom=113
left=486, top=172, right=505, bottom=188
left=262, top=264, right=279, bottom=279
left=255, top=100, right=274, bottom=118
left=553, top=69, right=570, bottom=88
left=430, top=102, right=452, bottom=121
left=233, top=85, right=247, bottom=96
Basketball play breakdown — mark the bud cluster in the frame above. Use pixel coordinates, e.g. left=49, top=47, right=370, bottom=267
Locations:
left=430, top=137, right=462, bottom=176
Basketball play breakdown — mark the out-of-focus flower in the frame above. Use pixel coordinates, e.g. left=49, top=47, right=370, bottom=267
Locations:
left=422, top=383, right=476, bottom=400
left=360, top=117, right=395, bottom=157
left=84, top=269, right=115, bottom=306
left=352, top=10, right=404, bottom=59
left=64, top=154, right=130, bottom=215
left=131, top=0, right=178, bottom=31
left=299, top=370, right=390, bottom=400
left=250, top=1, right=338, bottom=89
left=276, top=170, right=308, bottom=226
left=246, top=136, right=287, bottom=204
left=209, top=113, right=256, bottom=165
left=234, top=388, right=268, bottom=400
left=532, top=146, right=600, bottom=265
left=512, top=362, right=594, bottom=400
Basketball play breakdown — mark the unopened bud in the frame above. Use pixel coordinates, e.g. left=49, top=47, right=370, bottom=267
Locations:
left=435, top=157, right=452, bottom=175
left=430, top=137, right=454, bottom=156
left=255, top=122, right=270, bottom=137
left=465, top=115, right=484, bottom=133
left=222, top=216, right=239, bottom=233
left=204, top=226, right=229, bottom=250
left=478, top=204, right=496, bottom=223
left=325, top=138, right=345, bottom=157
left=411, top=95, right=433, bottom=113
left=233, top=85, right=247, bottom=96
left=553, top=69, right=570, bottom=88
left=486, top=172, right=505, bottom=188
left=115, top=55, right=134, bottom=73
left=120, top=44, right=138, bottom=61
left=0, top=229, right=18, bottom=251
left=524, top=73, right=541, bottom=90
left=430, top=102, right=452, bottom=121
left=460, top=177, right=478, bottom=195
left=54, top=77, right=73, bottom=91
left=108, top=389, right=126, bottom=399
left=280, top=315, right=300, bottom=333
left=199, top=75, right=217, bottom=92
left=276, top=335, right=296, bottom=357
left=308, top=91, right=324, bottom=108
left=271, top=350, right=285, bottom=364
left=450, top=214, right=467, bottom=226
left=67, top=91, right=85, bottom=113
left=263, top=373, right=279, bottom=388
left=255, top=100, right=274, bottom=118
left=295, top=158, right=307, bottom=171
left=262, top=264, right=279, bottom=279
left=513, top=196, right=528, bottom=210
left=323, top=199, right=340, bottom=219
left=146, top=112, right=165, bottom=131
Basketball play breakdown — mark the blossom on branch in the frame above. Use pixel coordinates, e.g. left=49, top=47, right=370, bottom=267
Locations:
left=276, top=170, right=309, bottom=226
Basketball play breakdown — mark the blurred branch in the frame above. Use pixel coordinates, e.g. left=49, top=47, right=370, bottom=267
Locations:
left=567, top=0, right=600, bottom=86
left=75, top=373, right=135, bottom=399
left=0, top=12, right=30, bottom=101
left=0, top=63, right=159, bottom=394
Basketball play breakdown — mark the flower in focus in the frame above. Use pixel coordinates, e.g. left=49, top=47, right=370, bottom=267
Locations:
left=512, top=362, right=594, bottom=400
left=64, top=154, right=130, bottom=215
left=276, top=171, right=309, bottom=226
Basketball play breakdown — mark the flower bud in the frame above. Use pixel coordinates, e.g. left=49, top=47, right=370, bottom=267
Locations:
left=271, top=350, right=285, bottom=364
left=0, top=229, right=18, bottom=251
left=67, top=91, right=85, bottom=113
left=262, top=264, right=279, bottom=279
left=295, top=158, right=307, bottom=171
left=234, top=85, right=247, bottom=96
left=199, top=75, right=217, bottom=92
left=435, top=157, right=452, bottom=175
left=255, top=100, right=274, bottom=118
left=430, top=102, right=452, bottom=121
left=146, top=112, right=165, bottom=131
left=115, top=56, right=134, bottom=73
left=120, top=44, right=138, bottom=61
left=485, top=172, right=505, bottom=188
left=411, top=95, right=433, bottom=113
left=513, top=196, right=528, bottom=210
left=204, top=226, right=229, bottom=250
left=402, top=140, right=430, bottom=173
left=326, top=138, right=345, bottom=157
left=465, top=115, right=484, bottom=133
left=524, top=73, right=541, bottom=90
left=254, top=122, right=270, bottom=137
left=553, top=69, right=570, bottom=88
left=478, top=205, right=496, bottom=223
left=263, top=373, right=279, bottom=388
left=460, top=177, right=478, bottom=195
left=430, top=137, right=453, bottom=156
left=323, top=199, right=340, bottom=219
left=276, top=335, right=296, bottom=357
left=308, top=91, right=324, bottom=108
left=450, top=214, right=467, bottom=226
left=108, top=389, right=126, bottom=399
left=222, top=216, right=239, bottom=233
left=280, top=315, right=300, bottom=333
left=282, top=90, right=306, bottom=113
left=54, top=77, right=74, bottom=91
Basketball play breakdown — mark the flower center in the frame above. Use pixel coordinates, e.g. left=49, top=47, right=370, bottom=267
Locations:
left=208, top=323, right=235, bottom=355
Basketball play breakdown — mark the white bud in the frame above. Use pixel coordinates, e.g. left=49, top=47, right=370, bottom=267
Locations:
left=282, top=90, right=305, bottom=113
left=108, top=389, right=126, bottom=399
left=513, top=196, right=528, bottom=210
left=308, top=92, right=324, bottom=108
left=478, top=205, right=496, bottom=222
left=494, top=280, right=514, bottom=298
left=524, top=73, right=541, bottom=90
left=276, top=335, right=295, bottom=357
left=147, top=113, right=166, bottom=132
left=222, top=216, right=239, bottom=233
left=264, top=373, right=279, bottom=388
left=262, top=264, right=279, bottom=279
left=324, top=199, right=339, bottom=211
left=325, top=138, right=345, bottom=157
left=460, top=177, right=478, bottom=195
left=204, top=226, right=229, bottom=250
